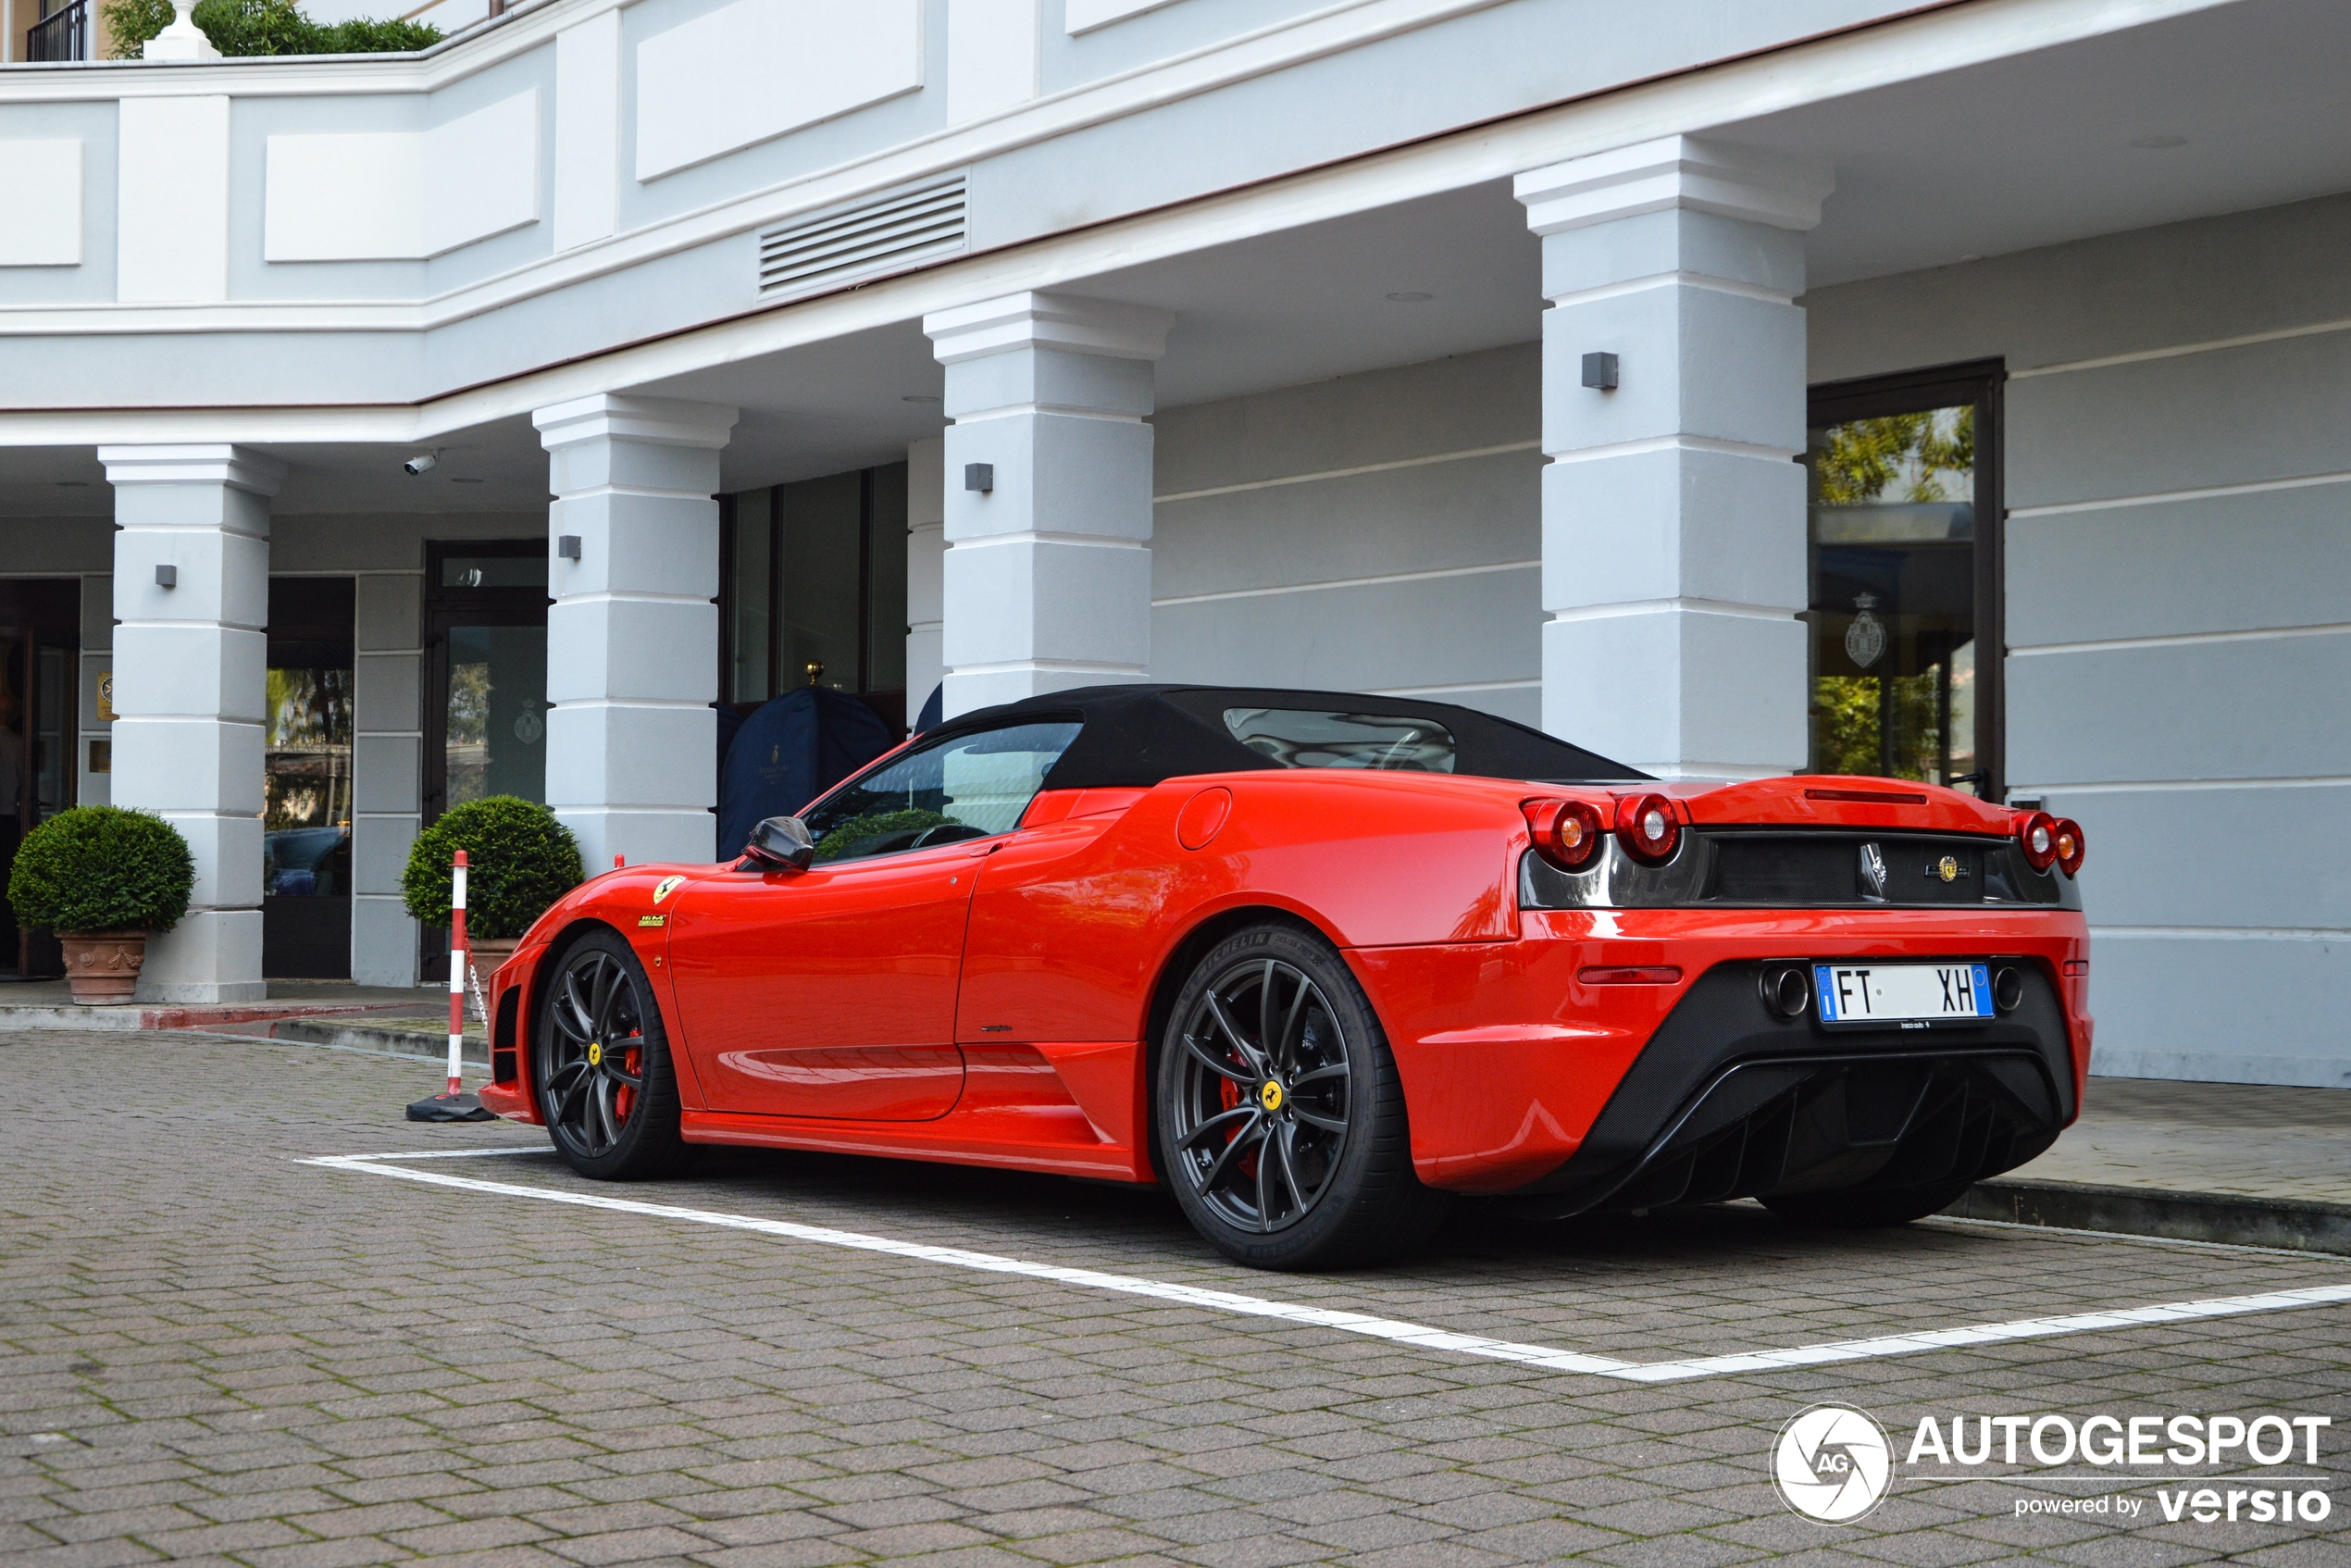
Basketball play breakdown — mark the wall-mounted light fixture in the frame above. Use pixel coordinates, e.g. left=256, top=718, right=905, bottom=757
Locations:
left=557, top=535, right=582, bottom=560
left=155, top=564, right=178, bottom=589
left=964, top=463, right=994, bottom=493
left=1581, top=352, right=1620, bottom=391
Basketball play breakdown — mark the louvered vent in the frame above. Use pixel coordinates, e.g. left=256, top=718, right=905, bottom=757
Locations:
left=756, top=174, right=967, bottom=300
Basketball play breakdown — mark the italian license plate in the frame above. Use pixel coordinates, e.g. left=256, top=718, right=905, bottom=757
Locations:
left=1813, top=962, right=1993, bottom=1027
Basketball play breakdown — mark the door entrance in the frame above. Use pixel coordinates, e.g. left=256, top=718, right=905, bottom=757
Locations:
left=421, top=541, right=549, bottom=980
left=1806, top=361, right=2007, bottom=799
left=0, top=579, right=80, bottom=980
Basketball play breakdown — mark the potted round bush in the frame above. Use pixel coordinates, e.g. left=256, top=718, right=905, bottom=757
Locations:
left=6, top=806, right=194, bottom=1004
left=402, top=796, right=585, bottom=981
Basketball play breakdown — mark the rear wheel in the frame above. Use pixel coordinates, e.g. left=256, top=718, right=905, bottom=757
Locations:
left=1157, top=923, right=1449, bottom=1270
left=535, top=929, right=694, bottom=1180
left=1760, top=1176, right=1974, bottom=1229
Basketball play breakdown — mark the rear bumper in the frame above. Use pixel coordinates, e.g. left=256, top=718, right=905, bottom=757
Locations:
left=1356, top=908, right=2090, bottom=1196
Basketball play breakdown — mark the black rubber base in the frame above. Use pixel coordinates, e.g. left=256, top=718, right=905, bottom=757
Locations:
left=406, top=1091, right=496, bottom=1123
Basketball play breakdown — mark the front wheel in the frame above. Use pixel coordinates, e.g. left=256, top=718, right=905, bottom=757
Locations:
left=1157, top=924, right=1449, bottom=1270
left=1760, top=1177, right=1974, bottom=1229
left=534, top=928, right=694, bottom=1180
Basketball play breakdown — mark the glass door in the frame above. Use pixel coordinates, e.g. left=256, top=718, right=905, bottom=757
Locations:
left=0, top=579, right=81, bottom=979
left=421, top=542, right=549, bottom=980
left=1806, top=363, right=2006, bottom=798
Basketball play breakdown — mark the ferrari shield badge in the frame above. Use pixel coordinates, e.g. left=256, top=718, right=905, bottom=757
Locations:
left=1845, top=593, right=1886, bottom=669
left=1934, top=854, right=1961, bottom=883
left=1259, top=1080, right=1286, bottom=1113
left=587, top=1041, right=603, bottom=1066
left=653, top=875, right=686, bottom=903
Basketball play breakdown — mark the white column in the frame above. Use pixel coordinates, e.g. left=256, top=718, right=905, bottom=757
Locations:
left=99, top=443, right=282, bottom=1003
left=905, top=435, right=946, bottom=722
left=1516, top=136, right=1831, bottom=778
left=534, top=394, right=737, bottom=871
left=922, top=292, right=1171, bottom=719
left=351, top=571, right=423, bottom=988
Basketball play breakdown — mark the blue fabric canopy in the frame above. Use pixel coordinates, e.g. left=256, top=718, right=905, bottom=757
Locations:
left=716, top=688, right=895, bottom=862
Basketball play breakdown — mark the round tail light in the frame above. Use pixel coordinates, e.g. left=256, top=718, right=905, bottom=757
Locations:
left=1615, top=792, right=1681, bottom=865
left=1523, top=798, right=1605, bottom=871
left=2052, top=817, right=2086, bottom=877
left=2016, top=810, right=2059, bottom=872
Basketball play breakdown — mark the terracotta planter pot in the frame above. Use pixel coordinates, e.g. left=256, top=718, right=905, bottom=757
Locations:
left=466, top=936, right=521, bottom=986
left=58, top=930, right=148, bottom=1005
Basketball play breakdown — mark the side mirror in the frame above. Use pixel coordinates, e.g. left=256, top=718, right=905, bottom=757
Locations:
left=743, top=815, right=815, bottom=871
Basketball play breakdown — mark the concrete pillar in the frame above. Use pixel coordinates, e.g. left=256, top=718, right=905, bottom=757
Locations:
left=1515, top=136, right=1831, bottom=778
left=98, top=443, right=282, bottom=1002
left=905, top=435, right=946, bottom=724
left=351, top=571, right=422, bottom=987
left=922, top=292, right=1172, bottom=719
left=533, top=393, right=737, bottom=870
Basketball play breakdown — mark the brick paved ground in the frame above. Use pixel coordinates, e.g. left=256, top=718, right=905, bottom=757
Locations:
left=5, top=1027, right=2347, bottom=1567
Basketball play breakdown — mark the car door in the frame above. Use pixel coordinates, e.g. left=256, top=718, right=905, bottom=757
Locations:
left=665, top=716, right=1084, bottom=1120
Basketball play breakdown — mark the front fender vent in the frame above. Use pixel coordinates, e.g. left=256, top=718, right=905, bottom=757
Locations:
left=756, top=172, right=967, bottom=301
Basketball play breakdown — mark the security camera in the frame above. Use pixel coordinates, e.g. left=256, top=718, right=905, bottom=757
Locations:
left=403, top=453, right=438, bottom=476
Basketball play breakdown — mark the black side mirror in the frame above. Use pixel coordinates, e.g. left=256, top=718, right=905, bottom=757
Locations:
left=744, top=815, right=815, bottom=870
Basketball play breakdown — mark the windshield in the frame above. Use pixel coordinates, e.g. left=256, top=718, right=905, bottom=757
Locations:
left=1221, top=707, right=1457, bottom=773
left=799, top=720, right=1083, bottom=864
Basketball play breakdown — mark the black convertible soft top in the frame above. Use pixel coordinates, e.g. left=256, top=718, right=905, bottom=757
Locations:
left=922, top=685, right=1648, bottom=791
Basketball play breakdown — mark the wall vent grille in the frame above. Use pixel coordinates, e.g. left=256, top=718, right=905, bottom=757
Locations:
left=756, top=174, right=967, bottom=300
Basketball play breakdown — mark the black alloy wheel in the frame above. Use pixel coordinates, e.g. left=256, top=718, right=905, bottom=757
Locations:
left=535, top=928, right=693, bottom=1180
left=1158, top=923, right=1449, bottom=1270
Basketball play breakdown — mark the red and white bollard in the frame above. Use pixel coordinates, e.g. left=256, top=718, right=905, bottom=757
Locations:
left=446, top=848, right=469, bottom=1097
left=406, top=847, right=495, bottom=1122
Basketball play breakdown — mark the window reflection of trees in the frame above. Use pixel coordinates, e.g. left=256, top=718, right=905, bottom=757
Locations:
left=1809, top=407, right=1977, bottom=787
left=265, top=667, right=354, bottom=830
left=445, top=661, right=493, bottom=805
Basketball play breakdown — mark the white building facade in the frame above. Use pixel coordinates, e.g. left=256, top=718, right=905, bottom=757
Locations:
left=0, top=0, right=2342, bottom=1087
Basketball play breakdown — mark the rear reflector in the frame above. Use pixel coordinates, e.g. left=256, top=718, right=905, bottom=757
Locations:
left=1579, top=965, right=1683, bottom=985
left=1804, top=786, right=1928, bottom=804
left=2063, top=959, right=2089, bottom=977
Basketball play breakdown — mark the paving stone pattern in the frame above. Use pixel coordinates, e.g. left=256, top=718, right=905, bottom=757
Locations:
left=4, top=1028, right=2348, bottom=1567
left=2009, top=1078, right=2351, bottom=1206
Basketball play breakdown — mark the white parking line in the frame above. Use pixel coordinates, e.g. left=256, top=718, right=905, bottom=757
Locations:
left=308, top=1151, right=2351, bottom=1385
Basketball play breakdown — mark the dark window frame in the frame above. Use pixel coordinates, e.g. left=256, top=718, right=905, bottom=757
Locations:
left=1806, top=358, right=2008, bottom=803
left=717, top=469, right=907, bottom=737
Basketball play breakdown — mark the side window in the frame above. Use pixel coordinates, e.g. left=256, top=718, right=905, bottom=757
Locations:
left=798, top=721, right=1082, bottom=865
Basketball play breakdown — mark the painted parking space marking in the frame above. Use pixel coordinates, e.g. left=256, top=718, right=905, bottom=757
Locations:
left=310, top=1150, right=2351, bottom=1385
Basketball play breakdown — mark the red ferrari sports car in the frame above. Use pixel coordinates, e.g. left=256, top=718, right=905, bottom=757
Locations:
left=479, top=685, right=2089, bottom=1269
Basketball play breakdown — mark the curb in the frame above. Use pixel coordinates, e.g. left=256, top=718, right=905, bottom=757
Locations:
left=0, top=1000, right=433, bottom=1033
left=1947, top=1177, right=2351, bottom=1256
left=235, top=1014, right=488, bottom=1062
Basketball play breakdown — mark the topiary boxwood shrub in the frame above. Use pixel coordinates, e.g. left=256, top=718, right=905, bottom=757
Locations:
left=6, top=806, right=193, bottom=935
left=402, top=797, right=585, bottom=941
